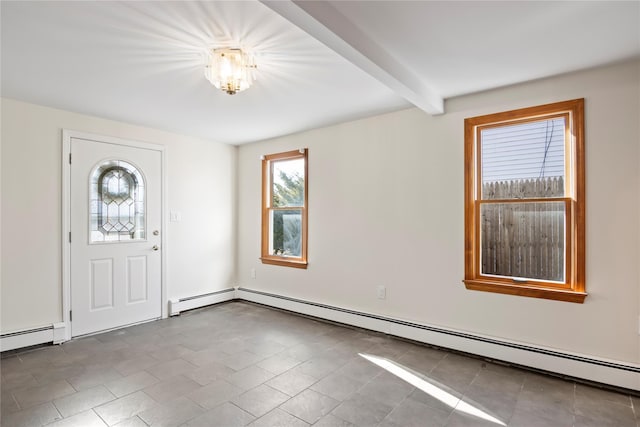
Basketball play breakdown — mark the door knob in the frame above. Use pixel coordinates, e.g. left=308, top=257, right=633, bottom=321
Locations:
left=152, top=245, right=159, bottom=251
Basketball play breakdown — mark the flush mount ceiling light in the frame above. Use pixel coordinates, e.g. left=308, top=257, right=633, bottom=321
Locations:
left=204, top=47, right=257, bottom=95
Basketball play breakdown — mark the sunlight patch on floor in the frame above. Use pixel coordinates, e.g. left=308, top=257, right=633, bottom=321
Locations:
left=359, top=353, right=506, bottom=426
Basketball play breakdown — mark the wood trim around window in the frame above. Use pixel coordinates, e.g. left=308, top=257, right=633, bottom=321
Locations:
left=463, top=99, right=586, bottom=303
left=261, top=149, right=308, bottom=269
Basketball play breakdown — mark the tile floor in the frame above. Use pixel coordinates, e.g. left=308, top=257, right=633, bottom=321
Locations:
left=1, top=301, right=637, bottom=427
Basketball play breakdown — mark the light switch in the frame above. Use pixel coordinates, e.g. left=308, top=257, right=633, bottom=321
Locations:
left=170, top=211, right=182, bottom=222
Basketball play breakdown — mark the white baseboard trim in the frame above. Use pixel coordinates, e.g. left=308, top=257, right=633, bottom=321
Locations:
left=1, top=323, right=67, bottom=352
left=236, top=287, right=640, bottom=391
left=169, top=288, right=236, bottom=316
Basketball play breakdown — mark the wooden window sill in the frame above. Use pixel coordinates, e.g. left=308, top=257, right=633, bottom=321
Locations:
left=463, top=279, right=587, bottom=303
left=260, top=257, right=308, bottom=269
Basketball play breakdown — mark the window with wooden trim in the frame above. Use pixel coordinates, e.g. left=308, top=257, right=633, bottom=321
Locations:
left=261, top=149, right=308, bottom=268
left=464, top=99, right=585, bottom=303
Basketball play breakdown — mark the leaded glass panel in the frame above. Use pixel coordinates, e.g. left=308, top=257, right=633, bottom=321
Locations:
left=90, top=160, right=145, bottom=243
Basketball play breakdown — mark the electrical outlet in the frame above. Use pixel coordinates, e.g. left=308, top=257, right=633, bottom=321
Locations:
left=251, top=268, right=256, bottom=279
left=377, top=285, right=386, bottom=300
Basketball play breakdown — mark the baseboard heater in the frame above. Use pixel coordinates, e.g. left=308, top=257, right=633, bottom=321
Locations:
left=169, top=288, right=236, bottom=316
left=236, top=287, right=640, bottom=391
left=6, top=288, right=637, bottom=391
left=0, top=323, right=65, bottom=352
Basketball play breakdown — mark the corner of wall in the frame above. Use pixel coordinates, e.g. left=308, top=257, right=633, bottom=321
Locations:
left=232, top=144, right=240, bottom=289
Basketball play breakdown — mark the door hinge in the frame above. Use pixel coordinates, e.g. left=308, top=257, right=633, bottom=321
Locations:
left=69, top=310, right=72, bottom=322
left=69, top=153, right=72, bottom=164
left=69, top=232, right=71, bottom=243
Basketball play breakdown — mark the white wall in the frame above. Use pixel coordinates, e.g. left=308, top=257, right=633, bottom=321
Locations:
left=1, top=98, right=236, bottom=333
left=237, top=60, right=640, bottom=365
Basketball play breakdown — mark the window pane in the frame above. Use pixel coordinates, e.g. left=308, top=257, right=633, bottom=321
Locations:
left=482, top=176, right=564, bottom=200
left=272, top=158, right=305, bottom=207
left=269, top=209, right=302, bottom=257
left=481, top=117, right=565, bottom=199
left=480, top=201, right=565, bottom=282
left=90, top=160, right=145, bottom=243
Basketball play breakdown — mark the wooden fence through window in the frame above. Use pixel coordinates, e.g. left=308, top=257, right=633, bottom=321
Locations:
left=481, top=177, right=564, bottom=282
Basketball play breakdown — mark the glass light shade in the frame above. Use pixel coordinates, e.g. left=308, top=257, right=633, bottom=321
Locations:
left=204, top=48, right=256, bottom=95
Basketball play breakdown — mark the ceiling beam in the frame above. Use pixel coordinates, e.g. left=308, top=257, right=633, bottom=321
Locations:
left=261, top=0, right=444, bottom=115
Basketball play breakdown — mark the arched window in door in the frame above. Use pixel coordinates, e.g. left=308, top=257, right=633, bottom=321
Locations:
left=90, top=160, right=145, bottom=243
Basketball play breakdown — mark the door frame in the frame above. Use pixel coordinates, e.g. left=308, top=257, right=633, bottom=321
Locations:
left=62, top=129, right=167, bottom=341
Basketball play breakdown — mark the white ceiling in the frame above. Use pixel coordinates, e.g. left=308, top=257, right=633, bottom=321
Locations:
left=2, top=1, right=639, bottom=145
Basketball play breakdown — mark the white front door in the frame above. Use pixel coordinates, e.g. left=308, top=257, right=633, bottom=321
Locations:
left=70, top=136, right=162, bottom=337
